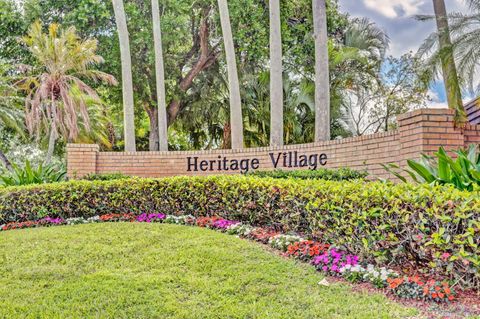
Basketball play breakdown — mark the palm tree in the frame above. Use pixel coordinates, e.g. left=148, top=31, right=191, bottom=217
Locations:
left=312, top=0, right=330, bottom=141
left=151, top=0, right=168, bottom=151
left=217, top=0, right=244, bottom=149
left=19, top=22, right=116, bottom=164
left=344, top=18, right=390, bottom=64
left=419, top=0, right=480, bottom=94
left=112, top=0, right=136, bottom=151
left=418, top=0, right=465, bottom=124
left=269, top=0, right=284, bottom=146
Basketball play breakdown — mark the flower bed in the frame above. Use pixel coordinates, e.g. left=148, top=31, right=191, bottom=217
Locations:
left=0, top=176, right=478, bottom=289
left=0, top=213, right=458, bottom=304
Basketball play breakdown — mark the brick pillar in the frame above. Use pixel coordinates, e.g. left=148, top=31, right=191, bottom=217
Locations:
left=67, top=144, right=99, bottom=178
left=464, top=124, right=480, bottom=147
left=397, top=108, right=465, bottom=165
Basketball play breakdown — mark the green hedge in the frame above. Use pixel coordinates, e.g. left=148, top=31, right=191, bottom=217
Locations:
left=0, top=176, right=479, bottom=289
left=81, top=172, right=130, bottom=181
left=248, top=168, right=368, bottom=180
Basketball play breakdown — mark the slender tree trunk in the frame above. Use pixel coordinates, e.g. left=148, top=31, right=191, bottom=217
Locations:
left=313, top=0, right=331, bottom=141
left=432, top=0, right=466, bottom=125
left=145, top=105, right=159, bottom=151
left=151, top=0, right=169, bottom=151
left=45, top=103, right=58, bottom=165
left=0, top=150, right=13, bottom=172
left=217, top=0, right=244, bottom=149
left=269, top=0, right=284, bottom=146
left=222, top=121, right=232, bottom=149
left=112, top=0, right=136, bottom=152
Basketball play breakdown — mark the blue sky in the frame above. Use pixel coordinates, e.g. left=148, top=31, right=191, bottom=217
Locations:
left=338, top=0, right=471, bottom=106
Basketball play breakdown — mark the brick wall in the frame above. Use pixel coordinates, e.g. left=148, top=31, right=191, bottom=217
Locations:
left=67, top=108, right=480, bottom=179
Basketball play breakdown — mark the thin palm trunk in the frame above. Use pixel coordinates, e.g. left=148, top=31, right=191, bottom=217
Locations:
left=45, top=102, right=58, bottom=165
left=313, top=0, right=331, bottom=141
left=432, top=0, right=466, bottom=124
left=269, top=0, right=283, bottom=146
left=112, top=0, right=136, bottom=152
left=217, top=0, right=244, bottom=149
left=151, top=0, right=168, bottom=151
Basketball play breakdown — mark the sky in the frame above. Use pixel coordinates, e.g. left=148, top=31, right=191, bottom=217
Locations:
left=338, top=0, right=471, bottom=107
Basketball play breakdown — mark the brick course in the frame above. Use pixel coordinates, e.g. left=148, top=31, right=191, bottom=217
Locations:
left=67, top=108, right=480, bottom=179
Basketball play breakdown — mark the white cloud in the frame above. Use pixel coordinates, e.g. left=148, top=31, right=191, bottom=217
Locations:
left=363, top=0, right=425, bottom=18
left=426, top=88, right=446, bottom=109
left=426, top=88, right=475, bottom=109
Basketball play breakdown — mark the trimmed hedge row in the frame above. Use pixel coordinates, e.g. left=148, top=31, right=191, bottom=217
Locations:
left=0, top=176, right=479, bottom=289
left=248, top=168, right=368, bottom=180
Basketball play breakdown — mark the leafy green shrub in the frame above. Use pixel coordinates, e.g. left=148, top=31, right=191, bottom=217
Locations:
left=82, top=172, right=130, bottom=181
left=249, top=168, right=368, bottom=181
left=383, top=145, right=480, bottom=191
left=0, top=160, right=66, bottom=187
left=0, top=176, right=478, bottom=289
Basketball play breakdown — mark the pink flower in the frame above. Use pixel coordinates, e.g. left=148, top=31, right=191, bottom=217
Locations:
left=441, top=253, right=450, bottom=261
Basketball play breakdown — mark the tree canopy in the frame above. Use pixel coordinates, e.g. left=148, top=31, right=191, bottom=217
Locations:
left=0, top=0, right=427, bottom=156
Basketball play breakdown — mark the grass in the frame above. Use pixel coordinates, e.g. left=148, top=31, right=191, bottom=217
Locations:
left=0, top=223, right=417, bottom=319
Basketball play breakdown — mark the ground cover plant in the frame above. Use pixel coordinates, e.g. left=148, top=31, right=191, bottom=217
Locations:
left=0, top=222, right=417, bottom=319
left=0, top=175, right=478, bottom=290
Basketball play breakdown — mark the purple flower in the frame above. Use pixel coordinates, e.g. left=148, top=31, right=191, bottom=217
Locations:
left=136, top=213, right=166, bottom=223
left=212, top=219, right=239, bottom=230
left=313, top=248, right=361, bottom=276
left=345, top=254, right=359, bottom=267
left=40, top=216, right=65, bottom=225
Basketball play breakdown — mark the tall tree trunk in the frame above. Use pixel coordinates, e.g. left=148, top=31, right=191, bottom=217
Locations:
left=222, top=121, right=232, bottom=149
left=313, top=0, right=331, bottom=141
left=45, top=103, right=58, bottom=165
left=0, top=150, right=13, bottom=172
left=432, top=0, right=466, bottom=125
left=269, top=0, right=284, bottom=146
left=112, top=0, right=136, bottom=152
left=145, top=105, right=159, bottom=151
left=151, top=0, right=169, bottom=151
left=217, top=0, right=244, bottom=149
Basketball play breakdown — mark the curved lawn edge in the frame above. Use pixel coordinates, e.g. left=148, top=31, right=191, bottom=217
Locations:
left=0, top=213, right=459, bottom=305
left=0, top=223, right=417, bottom=319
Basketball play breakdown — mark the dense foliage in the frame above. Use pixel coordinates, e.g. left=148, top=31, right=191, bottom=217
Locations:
left=0, top=175, right=478, bottom=289
left=81, top=172, right=129, bottom=181
left=0, top=0, right=427, bottom=157
left=249, top=168, right=368, bottom=180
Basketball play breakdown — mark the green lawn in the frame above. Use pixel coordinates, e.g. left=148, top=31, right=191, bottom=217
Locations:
left=0, top=223, right=417, bottom=319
